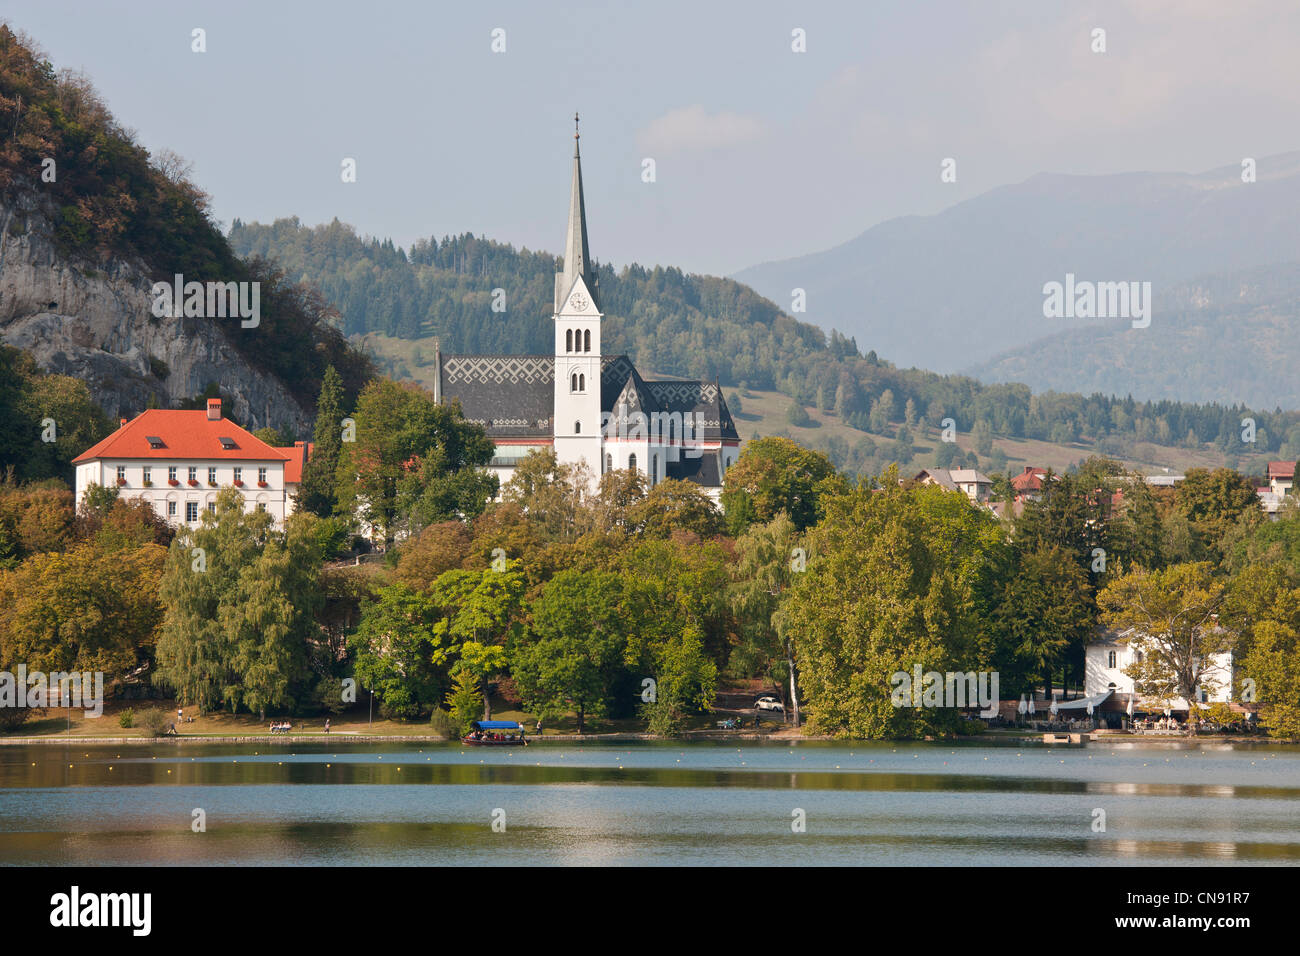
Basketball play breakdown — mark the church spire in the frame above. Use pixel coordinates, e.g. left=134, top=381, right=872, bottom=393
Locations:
left=556, top=112, right=597, bottom=312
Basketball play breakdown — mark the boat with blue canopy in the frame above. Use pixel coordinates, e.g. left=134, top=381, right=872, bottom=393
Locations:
left=462, top=720, right=528, bottom=746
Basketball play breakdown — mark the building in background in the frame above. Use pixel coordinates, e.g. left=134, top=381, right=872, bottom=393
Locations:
left=432, top=119, right=741, bottom=498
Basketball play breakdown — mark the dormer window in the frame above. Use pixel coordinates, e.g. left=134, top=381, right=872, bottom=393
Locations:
left=146, top=436, right=165, bottom=449
left=218, top=437, right=237, bottom=450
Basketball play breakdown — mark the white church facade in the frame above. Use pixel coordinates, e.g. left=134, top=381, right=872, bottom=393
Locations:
left=433, top=119, right=741, bottom=498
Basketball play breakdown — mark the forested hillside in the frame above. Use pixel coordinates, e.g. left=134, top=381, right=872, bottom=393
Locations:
left=230, top=217, right=1300, bottom=472
left=968, top=263, right=1300, bottom=411
left=0, top=26, right=372, bottom=415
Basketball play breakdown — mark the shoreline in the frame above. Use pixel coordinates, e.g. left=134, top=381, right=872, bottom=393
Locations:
left=1, top=732, right=1294, bottom=747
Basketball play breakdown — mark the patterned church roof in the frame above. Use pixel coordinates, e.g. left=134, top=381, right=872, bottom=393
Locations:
left=438, top=352, right=739, bottom=441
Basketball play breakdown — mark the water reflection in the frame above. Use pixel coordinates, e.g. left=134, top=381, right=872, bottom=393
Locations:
left=1, top=740, right=1298, bottom=866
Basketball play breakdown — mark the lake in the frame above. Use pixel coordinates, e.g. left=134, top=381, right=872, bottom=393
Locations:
left=2, top=739, right=1299, bottom=865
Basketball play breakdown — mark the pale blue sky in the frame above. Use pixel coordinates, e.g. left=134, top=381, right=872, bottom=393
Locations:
left=7, top=0, right=1299, bottom=275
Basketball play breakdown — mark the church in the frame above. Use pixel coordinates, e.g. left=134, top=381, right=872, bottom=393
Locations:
left=432, top=118, right=741, bottom=499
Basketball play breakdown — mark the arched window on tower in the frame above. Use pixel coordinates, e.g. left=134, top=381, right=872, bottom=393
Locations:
left=652, top=454, right=658, bottom=485
left=575, top=421, right=581, bottom=434
left=628, top=453, right=637, bottom=473
left=571, top=372, right=579, bottom=393
left=566, top=329, right=573, bottom=353
left=605, top=453, right=613, bottom=474
left=583, top=329, right=591, bottom=352
left=578, top=373, right=585, bottom=392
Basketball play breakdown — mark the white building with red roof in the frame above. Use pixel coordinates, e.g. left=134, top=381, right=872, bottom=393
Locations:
left=73, top=398, right=307, bottom=527
left=1266, top=460, right=1295, bottom=496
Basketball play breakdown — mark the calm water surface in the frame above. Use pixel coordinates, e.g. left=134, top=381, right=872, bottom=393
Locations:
left=2, top=739, right=1298, bottom=865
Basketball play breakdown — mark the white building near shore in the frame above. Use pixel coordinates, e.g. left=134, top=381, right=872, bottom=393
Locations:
left=73, top=398, right=307, bottom=527
left=1085, top=628, right=1234, bottom=709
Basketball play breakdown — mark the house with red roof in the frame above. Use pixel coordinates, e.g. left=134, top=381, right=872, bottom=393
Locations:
left=1266, top=460, right=1295, bottom=497
left=73, top=398, right=309, bottom=528
left=1010, top=466, right=1050, bottom=502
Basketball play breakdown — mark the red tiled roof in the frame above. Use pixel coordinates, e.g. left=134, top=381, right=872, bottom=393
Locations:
left=1011, top=466, right=1048, bottom=492
left=276, top=442, right=313, bottom=484
left=1267, top=461, right=1296, bottom=479
left=73, top=410, right=291, bottom=464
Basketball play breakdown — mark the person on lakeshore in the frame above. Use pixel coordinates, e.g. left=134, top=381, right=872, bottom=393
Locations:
left=324, top=718, right=330, bottom=734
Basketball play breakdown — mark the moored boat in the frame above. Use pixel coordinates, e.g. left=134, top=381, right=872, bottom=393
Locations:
left=462, top=720, right=528, bottom=746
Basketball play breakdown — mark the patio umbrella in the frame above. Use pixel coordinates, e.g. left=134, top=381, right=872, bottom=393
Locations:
left=1049, top=699, right=1059, bottom=716
left=1126, top=696, right=1134, bottom=717
left=1028, top=697, right=1036, bottom=716
left=1017, top=695, right=1027, bottom=716
left=1086, top=702, right=1094, bottom=716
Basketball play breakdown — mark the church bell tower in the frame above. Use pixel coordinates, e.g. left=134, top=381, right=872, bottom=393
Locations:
left=553, top=113, right=603, bottom=478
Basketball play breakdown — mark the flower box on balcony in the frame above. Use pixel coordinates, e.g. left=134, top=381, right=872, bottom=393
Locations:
left=187, top=479, right=199, bottom=487
left=116, top=478, right=127, bottom=486
left=207, top=481, right=218, bottom=488
left=142, top=480, right=153, bottom=488
left=168, top=479, right=180, bottom=487
left=257, top=481, right=269, bottom=488
left=233, top=480, right=244, bottom=488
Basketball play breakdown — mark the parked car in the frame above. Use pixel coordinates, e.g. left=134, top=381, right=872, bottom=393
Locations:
left=755, top=696, right=785, bottom=712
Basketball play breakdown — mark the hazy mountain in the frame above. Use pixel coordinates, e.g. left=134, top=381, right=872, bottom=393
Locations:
left=734, top=154, right=1300, bottom=384
left=966, top=264, right=1300, bottom=410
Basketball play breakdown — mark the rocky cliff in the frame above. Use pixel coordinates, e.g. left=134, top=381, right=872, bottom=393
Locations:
left=0, top=189, right=311, bottom=433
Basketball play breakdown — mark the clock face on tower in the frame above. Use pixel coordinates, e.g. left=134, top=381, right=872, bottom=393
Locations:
left=569, top=291, right=588, bottom=312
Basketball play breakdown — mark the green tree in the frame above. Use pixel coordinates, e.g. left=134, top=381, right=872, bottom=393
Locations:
left=298, top=364, right=345, bottom=517
left=350, top=583, right=444, bottom=718
left=720, top=436, right=843, bottom=536
left=1097, top=563, right=1232, bottom=715
left=993, top=545, right=1095, bottom=697
left=154, top=489, right=320, bottom=714
left=426, top=565, right=526, bottom=719
left=730, top=513, right=803, bottom=723
left=779, top=468, right=1007, bottom=737
left=336, top=379, right=494, bottom=545
left=511, top=570, right=631, bottom=732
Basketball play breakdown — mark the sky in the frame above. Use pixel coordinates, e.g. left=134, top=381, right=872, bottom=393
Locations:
left=7, top=0, right=1300, bottom=276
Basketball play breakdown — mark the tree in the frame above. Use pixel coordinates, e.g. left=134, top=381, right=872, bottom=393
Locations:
left=779, top=469, right=1007, bottom=737
left=426, top=565, right=526, bottom=718
left=993, top=545, right=1095, bottom=697
left=1097, top=563, right=1232, bottom=714
left=730, top=513, right=803, bottom=724
left=252, top=426, right=292, bottom=447
left=511, top=570, right=631, bottom=732
left=154, top=489, right=320, bottom=714
left=0, top=538, right=165, bottom=679
left=625, top=478, right=725, bottom=539
left=499, top=447, right=592, bottom=542
left=336, top=379, right=494, bottom=545
left=720, top=436, right=843, bottom=536
left=1174, top=468, right=1261, bottom=560
left=1223, top=563, right=1300, bottom=736
left=219, top=519, right=320, bottom=717
left=350, top=583, right=444, bottom=718
left=445, top=668, right=484, bottom=735
left=298, top=365, right=345, bottom=517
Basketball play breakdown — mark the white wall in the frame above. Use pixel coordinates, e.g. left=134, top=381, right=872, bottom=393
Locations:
left=76, top=458, right=290, bottom=527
